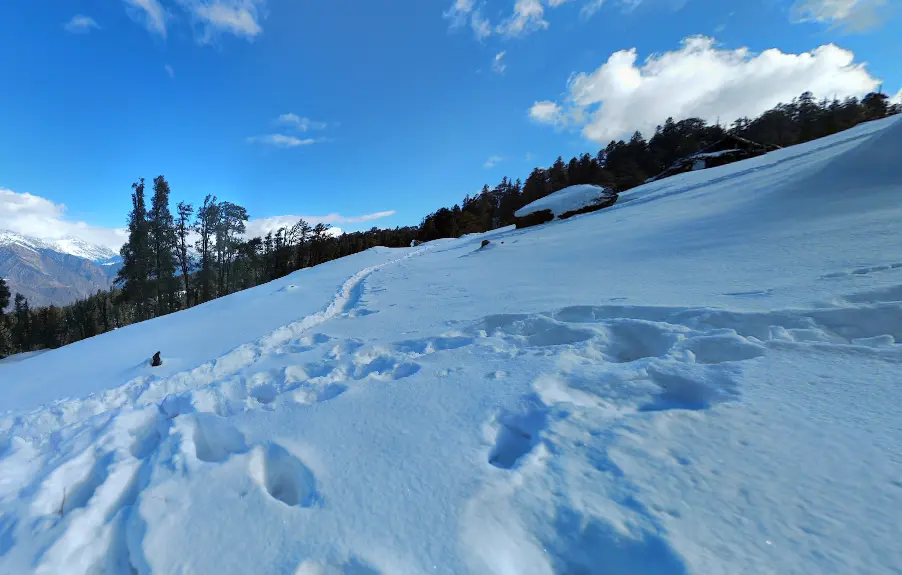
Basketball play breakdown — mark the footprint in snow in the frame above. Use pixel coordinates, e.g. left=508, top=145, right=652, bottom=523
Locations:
left=192, top=414, right=248, bottom=463
left=488, top=395, right=549, bottom=470
left=639, top=364, right=740, bottom=413
left=249, top=443, right=320, bottom=508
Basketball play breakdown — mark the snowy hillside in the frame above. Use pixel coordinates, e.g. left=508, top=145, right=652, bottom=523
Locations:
left=1, top=117, right=901, bottom=574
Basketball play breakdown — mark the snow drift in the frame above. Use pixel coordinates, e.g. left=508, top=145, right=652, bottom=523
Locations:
left=514, top=183, right=617, bottom=219
left=1, top=116, right=901, bottom=575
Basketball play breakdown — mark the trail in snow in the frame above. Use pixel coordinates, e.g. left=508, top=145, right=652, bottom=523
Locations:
left=0, top=248, right=430, bottom=573
left=1, top=247, right=429, bottom=441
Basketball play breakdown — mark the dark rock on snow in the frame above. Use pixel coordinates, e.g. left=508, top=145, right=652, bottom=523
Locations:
left=151, top=351, right=162, bottom=367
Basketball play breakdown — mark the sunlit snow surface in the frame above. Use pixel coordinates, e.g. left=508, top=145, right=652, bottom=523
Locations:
left=1, top=117, right=901, bottom=574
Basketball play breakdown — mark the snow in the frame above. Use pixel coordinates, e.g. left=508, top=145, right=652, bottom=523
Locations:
left=0, top=231, right=119, bottom=262
left=0, top=350, right=49, bottom=365
left=50, top=237, right=119, bottom=262
left=1, top=116, right=901, bottom=574
left=514, top=184, right=612, bottom=218
left=0, top=230, right=42, bottom=253
left=689, top=148, right=742, bottom=159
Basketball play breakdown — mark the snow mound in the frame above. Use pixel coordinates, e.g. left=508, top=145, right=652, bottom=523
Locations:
left=1, top=116, right=901, bottom=574
left=514, top=184, right=615, bottom=218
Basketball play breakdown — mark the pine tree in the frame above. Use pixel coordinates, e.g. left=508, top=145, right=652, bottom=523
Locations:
left=310, top=223, right=331, bottom=265
left=0, top=277, right=10, bottom=312
left=116, top=178, right=152, bottom=320
left=549, top=156, right=569, bottom=192
left=288, top=219, right=312, bottom=270
left=0, top=320, right=12, bottom=359
left=522, top=168, right=549, bottom=204
left=12, top=294, right=30, bottom=351
left=214, top=202, right=249, bottom=295
left=194, top=195, right=219, bottom=303
left=149, top=175, right=178, bottom=315
left=176, top=201, right=195, bottom=308
left=862, top=92, right=890, bottom=121
left=0, top=278, right=11, bottom=359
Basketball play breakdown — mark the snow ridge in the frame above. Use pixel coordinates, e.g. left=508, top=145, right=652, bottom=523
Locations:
left=0, top=230, right=118, bottom=262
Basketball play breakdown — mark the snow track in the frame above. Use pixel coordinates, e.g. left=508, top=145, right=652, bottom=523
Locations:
left=1, top=247, right=429, bottom=441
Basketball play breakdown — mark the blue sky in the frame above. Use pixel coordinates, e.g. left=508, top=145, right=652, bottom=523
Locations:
left=0, top=0, right=899, bottom=248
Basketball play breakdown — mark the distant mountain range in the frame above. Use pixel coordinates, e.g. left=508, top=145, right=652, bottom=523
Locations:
left=0, top=231, right=123, bottom=310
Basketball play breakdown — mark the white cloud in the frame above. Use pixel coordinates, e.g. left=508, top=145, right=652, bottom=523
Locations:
left=179, top=0, right=266, bottom=41
left=484, top=155, right=505, bottom=168
left=277, top=113, right=327, bottom=132
left=0, top=188, right=127, bottom=252
left=249, top=113, right=332, bottom=147
left=891, top=88, right=902, bottom=105
left=497, top=0, right=549, bottom=37
left=492, top=51, right=507, bottom=74
left=443, top=0, right=475, bottom=27
left=581, top=0, right=605, bottom=18
left=123, top=0, right=168, bottom=37
left=446, top=0, right=583, bottom=40
left=245, top=211, right=397, bottom=238
left=530, top=36, right=881, bottom=143
left=122, top=0, right=267, bottom=41
left=64, top=15, right=100, bottom=33
left=790, top=0, right=891, bottom=31
left=443, top=0, right=493, bottom=40
left=246, top=134, right=320, bottom=148
left=164, top=64, right=175, bottom=79
left=471, top=10, right=493, bottom=40
left=529, top=100, right=565, bottom=124
left=580, top=0, right=685, bottom=20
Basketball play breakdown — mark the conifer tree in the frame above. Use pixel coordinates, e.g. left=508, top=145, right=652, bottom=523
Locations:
left=0, top=277, right=10, bottom=312
left=176, top=201, right=195, bottom=308
left=0, top=278, right=11, bottom=359
left=149, top=175, right=178, bottom=315
left=116, top=178, right=151, bottom=320
left=214, top=202, right=249, bottom=295
left=194, top=195, right=219, bottom=303
left=12, top=294, right=30, bottom=351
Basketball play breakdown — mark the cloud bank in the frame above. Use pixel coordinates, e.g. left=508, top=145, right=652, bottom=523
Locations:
left=529, top=36, right=881, bottom=143
left=0, top=188, right=127, bottom=252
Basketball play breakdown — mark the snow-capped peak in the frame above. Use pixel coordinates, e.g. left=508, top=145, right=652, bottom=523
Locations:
left=48, top=237, right=119, bottom=262
left=0, top=230, right=119, bottom=262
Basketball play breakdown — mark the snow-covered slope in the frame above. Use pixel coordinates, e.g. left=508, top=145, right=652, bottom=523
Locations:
left=1, top=117, right=901, bottom=574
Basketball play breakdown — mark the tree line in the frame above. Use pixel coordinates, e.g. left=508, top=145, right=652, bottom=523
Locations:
left=0, top=90, right=897, bottom=358
left=417, top=91, right=899, bottom=238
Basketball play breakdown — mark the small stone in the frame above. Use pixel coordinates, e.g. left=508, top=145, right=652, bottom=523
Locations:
left=151, top=351, right=162, bottom=367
